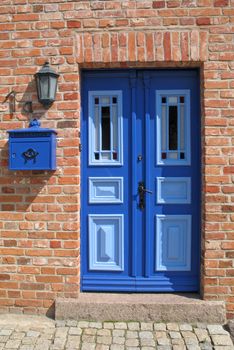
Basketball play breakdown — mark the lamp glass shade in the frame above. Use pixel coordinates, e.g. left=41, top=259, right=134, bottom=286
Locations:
left=49, top=75, right=58, bottom=100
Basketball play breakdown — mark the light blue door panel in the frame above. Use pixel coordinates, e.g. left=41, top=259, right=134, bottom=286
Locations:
left=89, top=215, right=124, bottom=271
left=81, top=69, right=200, bottom=292
left=89, top=177, right=123, bottom=203
left=156, top=215, right=192, bottom=271
left=157, top=177, right=191, bottom=204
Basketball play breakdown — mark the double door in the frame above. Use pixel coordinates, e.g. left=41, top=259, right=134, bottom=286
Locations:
left=81, top=69, right=200, bottom=292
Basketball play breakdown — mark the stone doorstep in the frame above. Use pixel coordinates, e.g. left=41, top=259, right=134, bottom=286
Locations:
left=55, top=293, right=226, bottom=324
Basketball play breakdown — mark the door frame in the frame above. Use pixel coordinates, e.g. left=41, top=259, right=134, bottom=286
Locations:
left=80, top=68, right=201, bottom=293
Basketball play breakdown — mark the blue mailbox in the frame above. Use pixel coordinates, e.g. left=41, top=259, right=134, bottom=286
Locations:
left=8, top=120, right=57, bottom=171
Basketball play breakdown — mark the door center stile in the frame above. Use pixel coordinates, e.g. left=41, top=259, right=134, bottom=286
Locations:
left=130, top=70, right=137, bottom=279
left=143, top=71, right=151, bottom=278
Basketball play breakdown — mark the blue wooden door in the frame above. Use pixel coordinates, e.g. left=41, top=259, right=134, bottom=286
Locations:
left=81, top=70, right=200, bottom=292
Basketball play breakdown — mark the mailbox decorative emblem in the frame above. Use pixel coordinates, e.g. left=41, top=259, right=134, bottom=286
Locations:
left=22, top=148, right=39, bottom=163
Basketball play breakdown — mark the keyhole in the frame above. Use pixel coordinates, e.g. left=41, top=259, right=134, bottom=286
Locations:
left=138, top=155, right=143, bottom=161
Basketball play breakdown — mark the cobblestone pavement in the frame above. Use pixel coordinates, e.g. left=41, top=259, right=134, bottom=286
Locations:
left=0, top=315, right=233, bottom=350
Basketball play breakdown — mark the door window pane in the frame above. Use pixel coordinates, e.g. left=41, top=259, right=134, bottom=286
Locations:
left=94, top=106, right=99, bottom=151
left=168, top=152, right=178, bottom=159
left=112, top=104, right=118, bottom=153
left=101, top=106, right=111, bottom=150
left=168, top=96, right=177, bottom=104
left=157, top=91, right=190, bottom=165
left=161, top=105, right=166, bottom=151
left=101, top=96, right=110, bottom=104
left=169, top=106, right=178, bottom=150
left=89, top=91, right=123, bottom=165
left=180, top=104, right=185, bottom=150
left=101, top=152, right=111, bottom=160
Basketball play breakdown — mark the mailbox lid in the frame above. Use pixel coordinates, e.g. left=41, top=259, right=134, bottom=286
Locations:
left=9, top=138, right=56, bottom=170
left=8, top=126, right=57, bottom=138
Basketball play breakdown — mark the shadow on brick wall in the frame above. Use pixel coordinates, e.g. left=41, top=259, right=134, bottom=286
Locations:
left=19, top=79, right=47, bottom=121
left=0, top=77, right=57, bottom=213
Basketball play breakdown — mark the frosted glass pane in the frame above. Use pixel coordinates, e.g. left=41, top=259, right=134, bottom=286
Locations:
left=101, top=152, right=111, bottom=160
left=168, top=96, right=177, bottom=104
left=49, top=76, right=57, bottom=100
left=101, top=96, right=110, bottom=104
left=168, top=152, right=178, bottom=159
left=112, top=105, right=118, bottom=151
left=40, top=76, right=49, bottom=97
left=161, top=105, right=166, bottom=151
left=94, top=106, right=99, bottom=151
left=180, top=105, right=185, bottom=150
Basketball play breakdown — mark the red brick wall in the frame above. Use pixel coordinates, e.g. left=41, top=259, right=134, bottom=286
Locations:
left=0, top=0, right=233, bottom=318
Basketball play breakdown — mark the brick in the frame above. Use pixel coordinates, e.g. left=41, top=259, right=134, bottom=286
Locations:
left=119, top=32, right=127, bottom=47
left=181, top=32, right=188, bottom=60
left=214, top=0, right=228, bottom=6
left=67, top=21, right=81, bottom=28
left=146, top=32, right=154, bottom=61
left=128, top=32, right=136, bottom=61
left=152, top=1, right=165, bottom=8
left=163, top=32, right=171, bottom=60
left=196, top=17, right=210, bottom=25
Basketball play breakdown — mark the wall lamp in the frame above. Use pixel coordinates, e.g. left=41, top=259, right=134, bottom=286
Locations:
left=34, top=61, right=60, bottom=107
left=3, top=62, right=59, bottom=115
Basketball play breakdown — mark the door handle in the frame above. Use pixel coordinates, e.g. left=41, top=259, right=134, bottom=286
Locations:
left=138, top=181, right=152, bottom=209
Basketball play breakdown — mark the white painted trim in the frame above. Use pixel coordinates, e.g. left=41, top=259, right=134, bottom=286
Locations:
left=88, top=91, right=123, bottom=166
left=156, top=90, right=191, bottom=166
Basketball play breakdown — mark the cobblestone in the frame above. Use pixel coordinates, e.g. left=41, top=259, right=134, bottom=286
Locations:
left=0, top=315, right=232, bottom=349
left=208, top=325, right=230, bottom=335
left=180, top=324, right=193, bottom=331
left=211, top=335, right=233, bottom=346
left=154, top=323, right=167, bottom=331
left=128, top=323, right=140, bottom=331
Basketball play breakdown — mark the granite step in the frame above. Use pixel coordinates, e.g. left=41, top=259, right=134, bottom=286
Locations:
left=55, top=293, right=226, bottom=324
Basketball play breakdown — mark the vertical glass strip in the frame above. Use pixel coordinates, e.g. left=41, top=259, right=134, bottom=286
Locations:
left=169, top=106, right=178, bottom=150
left=94, top=105, right=99, bottom=151
left=180, top=104, right=185, bottom=150
left=110, top=104, right=113, bottom=160
left=161, top=105, right=166, bottom=151
left=101, top=106, right=111, bottom=150
left=112, top=104, right=118, bottom=157
left=177, top=102, right=181, bottom=155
